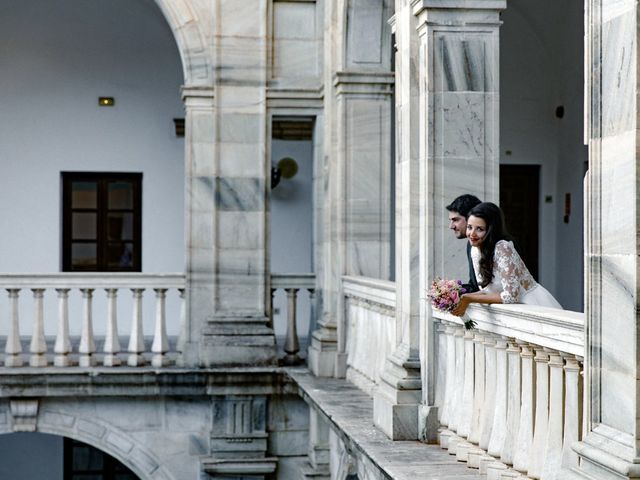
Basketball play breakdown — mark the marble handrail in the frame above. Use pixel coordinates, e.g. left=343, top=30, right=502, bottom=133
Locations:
left=0, top=273, right=185, bottom=368
left=433, top=305, right=585, bottom=479
left=342, top=275, right=396, bottom=393
left=270, top=273, right=316, bottom=366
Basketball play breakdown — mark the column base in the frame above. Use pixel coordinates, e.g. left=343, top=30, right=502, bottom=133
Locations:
left=199, top=319, right=277, bottom=367
left=307, top=326, right=337, bottom=377
left=373, top=348, right=422, bottom=440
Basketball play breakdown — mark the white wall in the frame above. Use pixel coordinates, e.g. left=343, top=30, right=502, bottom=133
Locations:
left=0, top=0, right=184, bottom=274
left=0, top=0, right=185, bottom=335
left=270, top=139, right=314, bottom=341
left=0, top=433, right=63, bottom=479
left=501, top=0, right=586, bottom=311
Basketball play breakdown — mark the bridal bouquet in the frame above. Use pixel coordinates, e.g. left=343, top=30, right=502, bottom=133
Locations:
left=428, top=278, right=475, bottom=329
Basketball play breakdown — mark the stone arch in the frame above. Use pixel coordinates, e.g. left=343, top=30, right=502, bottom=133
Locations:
left=0, top=412, right=177, bottom=480
left=153, top=0, right=211, bottom=86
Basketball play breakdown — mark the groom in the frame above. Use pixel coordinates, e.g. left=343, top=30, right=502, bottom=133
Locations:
left=446, top=194, right=481, bottom=294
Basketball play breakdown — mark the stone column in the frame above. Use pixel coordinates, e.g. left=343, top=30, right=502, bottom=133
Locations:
left=309, top=0, right=394, bottom=378
left=412, top=0, right=505, bottom=441
left=373, top=0, right=422, bottom=440
left=182, top=0, right=276, bottom=367
left=565, top=0, right=640, bottom=478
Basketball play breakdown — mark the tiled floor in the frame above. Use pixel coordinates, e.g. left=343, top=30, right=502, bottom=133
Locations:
left=288, top=368, right=484, bottom=479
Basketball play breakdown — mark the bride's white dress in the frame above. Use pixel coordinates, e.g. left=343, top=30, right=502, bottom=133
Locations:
left=471, top=240, right=562, bottom=309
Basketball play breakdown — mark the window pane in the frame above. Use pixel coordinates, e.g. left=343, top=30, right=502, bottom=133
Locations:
left=71, top=243, right=97, bottom=269
left=72, top=213, right=97, bottom=240
left=107, top=213, right=133, bottom=240
left=108, top=182, right=134, bottom=209
left=71, top=182, right=97, bottom=208
left=72, top=444, right=104, bottom=470
left=107, top=242, right=134, bottom=268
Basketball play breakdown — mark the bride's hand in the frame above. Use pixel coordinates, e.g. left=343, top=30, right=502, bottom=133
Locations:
left=451, top=295, right=470, bottom=317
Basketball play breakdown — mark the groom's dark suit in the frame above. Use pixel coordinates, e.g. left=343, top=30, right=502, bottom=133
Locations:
left=462, top=242, right=479, bottom=293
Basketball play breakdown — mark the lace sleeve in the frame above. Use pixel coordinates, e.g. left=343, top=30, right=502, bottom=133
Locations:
left=494, top=241, right=527, bottom=304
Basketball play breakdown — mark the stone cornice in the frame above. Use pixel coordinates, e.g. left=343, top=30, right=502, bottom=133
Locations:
left=0, top=368, right=299, bottom=398
left=411, top=0, right=506, bottom=13
left=333, top=71, right=395, bottom=96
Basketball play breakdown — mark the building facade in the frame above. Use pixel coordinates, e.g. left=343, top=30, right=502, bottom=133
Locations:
left=0, top=0, right=636, bottom=479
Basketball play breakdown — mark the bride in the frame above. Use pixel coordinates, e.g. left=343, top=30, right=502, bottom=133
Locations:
left=451, top=202, right=561, bottom=317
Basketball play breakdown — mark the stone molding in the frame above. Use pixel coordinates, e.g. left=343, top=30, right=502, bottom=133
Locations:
left=9, top=398, right=38, bottom=432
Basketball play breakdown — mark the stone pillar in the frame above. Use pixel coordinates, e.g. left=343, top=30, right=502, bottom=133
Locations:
left=373, top=0, right=422, bottom=440
left=412, top=0, right=504, bottom=441
left=182, top=0, right=276, bottom=367
left=565, top=1, right=640, bottom=478
left=206, top=396, right=276, bottom=478
left=309, top=0, right=394, bottom=377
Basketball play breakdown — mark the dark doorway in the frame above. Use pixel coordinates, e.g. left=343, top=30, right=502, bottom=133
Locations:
left=64, top=438, right=139, bottom=480
left=500, top=165, right=540, bottom=279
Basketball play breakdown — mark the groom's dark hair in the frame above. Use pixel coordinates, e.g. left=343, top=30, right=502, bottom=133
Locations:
left=446, top=194, right=481, bottom=218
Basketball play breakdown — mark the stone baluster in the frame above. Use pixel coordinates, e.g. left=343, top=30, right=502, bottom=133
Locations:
left=441, top=324, right=457, bottom=427
left=29, top=288, right=47, bottom=367
left=151, top=288, right=169, bottom=367
left=488, top=336, right=509, bottom=457
left=528, top=348, right=551, bottom=479
left=541, top=350, right=565, bottom=479
left=307, top=288, right=316, bottom=343
left=282, top=288, right=302, bottom=365
left=561, top=355, right=582, bottom=470
left=269, top=288, right=276, bottom=329
left=127, top=288, right=145, bottom=366
left=480, top=334, right=497, bottom=450
left=103, top=288, right=121, bottom=367
left=176, top=288, right=187, bottom=355
left=458, top=329, right=476, bottom=439
left=469, top=333, right=486, bottom=444
left=54, top=288, right=71, bottom=367
left=513, top=342, right=535, bottom=473
left=435, top=321, right=447, bottom=422
left=501, top=340, right=522, bottom=465
left=5, top=289, right=23, bottom=367
left=78, top=288, right=95, bottom=367
left=449, top=326, right=466, bottom=433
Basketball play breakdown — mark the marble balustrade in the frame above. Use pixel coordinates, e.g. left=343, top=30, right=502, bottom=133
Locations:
left=342, top=275, right=396, bottom=394
left=270, top=273, right=316, bottom=366
left=432, top=304, right=584, bottom=479
left=0, top=273, right=185, bottom=368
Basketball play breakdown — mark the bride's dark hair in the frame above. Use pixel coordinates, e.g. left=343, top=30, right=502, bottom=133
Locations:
left=467, top=202, right=513, bottom=288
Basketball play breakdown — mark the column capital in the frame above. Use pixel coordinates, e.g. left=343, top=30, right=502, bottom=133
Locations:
left=412, top=0, right=505, bottom=35
left=181, top=85, right=215, bottom=105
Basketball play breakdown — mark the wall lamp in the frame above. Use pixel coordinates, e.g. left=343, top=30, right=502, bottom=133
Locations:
left=271, top=157, right=298, bottom=189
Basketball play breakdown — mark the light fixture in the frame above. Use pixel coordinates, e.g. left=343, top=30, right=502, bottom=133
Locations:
left=271, top=157, right=299, bottom=189
left=173, top=118, right=185, bottom=137
left=98, top=97, right=115, bottom=107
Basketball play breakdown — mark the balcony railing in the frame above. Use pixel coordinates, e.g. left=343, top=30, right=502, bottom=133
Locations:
left=342, top=275, right=396, bottom=393
left=0, top=273, right=185, bottom=368
left=433, top=305, right=584, bottom=479
left=270, top=273, right=315, bottom=365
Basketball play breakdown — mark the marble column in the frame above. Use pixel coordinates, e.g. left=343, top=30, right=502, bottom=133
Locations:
left=373, top=0, right=422, bottom=440
left=565, top=0, right=640, bottom=478
left=182, top=0, right=276, bottom=367
left=412, top=0, right=504, bottom=441
left=309, top=0, right=394, bottom=378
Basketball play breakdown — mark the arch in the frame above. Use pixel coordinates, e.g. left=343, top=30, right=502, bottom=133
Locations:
left=0, top=414, right=177, bottom=480
left=153, top=0, right=212, bottom=86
